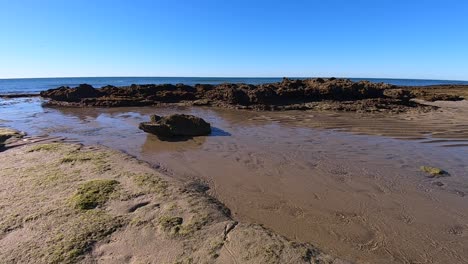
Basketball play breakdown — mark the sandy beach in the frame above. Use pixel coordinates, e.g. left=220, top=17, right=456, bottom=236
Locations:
left=3, top=0, right=468, bottom=262
left=1, top=141, right=344, bottom=263
left=1, top=82, right=468, bottom=263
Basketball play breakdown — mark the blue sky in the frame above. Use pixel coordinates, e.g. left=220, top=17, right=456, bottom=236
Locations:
left=0, top=0, right=467, bottom=80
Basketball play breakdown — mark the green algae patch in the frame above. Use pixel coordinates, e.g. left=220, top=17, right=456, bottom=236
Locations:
left=178, top=214, right=210, bottom=236
left=61, top=151, right=108, bottom=163
left=71, top=179, right=120, bottom=210
left=28, top=143, right=63, bottom=152
left=159, top=215, right=183, bottom=228
left=46, top=210, right=124, bottom=264
left=61, top=150, right=111, bottom=172
left=34, top=167, right=66, bottom=187
left=133, top=173, right=168, bottom=194
left=157, top=214, right=210, bottom=237
left=420, top=166, right=448, bottom=177
left=158, top=215, right=183, bottom=234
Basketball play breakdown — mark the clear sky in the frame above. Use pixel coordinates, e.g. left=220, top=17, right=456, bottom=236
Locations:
left=0, top=0, right=467, bottom=80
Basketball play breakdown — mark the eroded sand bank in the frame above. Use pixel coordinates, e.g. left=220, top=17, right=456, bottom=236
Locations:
left=1, top=98, right=468, bottom=263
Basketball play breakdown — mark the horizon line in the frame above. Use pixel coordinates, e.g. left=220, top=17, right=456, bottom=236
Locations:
left=1, top=76, right=467, bottom=82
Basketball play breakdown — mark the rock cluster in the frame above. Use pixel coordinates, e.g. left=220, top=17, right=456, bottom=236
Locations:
left=39, top=78, right=465, bottom=112
left=139, top=114, right=211, bottom=138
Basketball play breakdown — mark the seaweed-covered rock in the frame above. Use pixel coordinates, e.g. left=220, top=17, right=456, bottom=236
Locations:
left=383, top=89, right=413, bottom=101
left=39, top=78, right=466, bottom=112
left=139, top=114, right=211, bottom=138
left=0, top=128, right=24, bottom=147
left=411, top=91, right=463, bottom=102
left=40, top=84, right=100, bottom=102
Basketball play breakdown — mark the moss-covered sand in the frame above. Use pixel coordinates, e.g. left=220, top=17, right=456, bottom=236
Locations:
left=71, top=179, right=120, bottom=210
left=0, top=143, right=342, bottom=264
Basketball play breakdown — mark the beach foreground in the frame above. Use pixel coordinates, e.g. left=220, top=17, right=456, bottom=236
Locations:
left=1, top=80, right=468, bottom=263
left=0, top=141, right=346, bottom=264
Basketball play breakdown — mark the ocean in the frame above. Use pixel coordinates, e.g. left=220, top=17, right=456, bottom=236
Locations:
left=1, top=77, right=467, bottom=95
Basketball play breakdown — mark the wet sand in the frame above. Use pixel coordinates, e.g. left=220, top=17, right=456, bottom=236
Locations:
left=1, top=98, right=468, bottom=263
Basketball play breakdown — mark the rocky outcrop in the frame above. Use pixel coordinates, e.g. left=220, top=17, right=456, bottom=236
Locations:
left=383, top=88, right=413, bottom=101
left=410, top=90, right=464, bottom=102
left=139, top=114, right=211, bottom=138
left=40, top=84, right=100, bottom=102
left=39, top=78, right=466, bottom=112
left=0, top=94, right=40, bottom=99
left=0, top=128, right=23, bottom=148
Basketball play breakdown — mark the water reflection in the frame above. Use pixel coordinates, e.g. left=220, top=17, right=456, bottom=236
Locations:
left=141, top=133, right=207, bottom=153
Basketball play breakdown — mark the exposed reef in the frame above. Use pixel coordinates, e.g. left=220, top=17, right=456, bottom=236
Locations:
left=39, top=78, right=466, bottom=113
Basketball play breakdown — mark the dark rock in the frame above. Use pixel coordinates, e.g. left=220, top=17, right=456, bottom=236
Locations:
left=39, top=78, right=465, bottom=112
left=139, top=122, right=173, bottom=137
left=192, top=99, right=210, bottom=106
left=81, top=97, right=153, bottom=107
left=383, top=89, right=413, bottom=101
left=208, top=84, right=250, bottom=105
left=154, top=90, right=196, bottom=102
left=411, top=91, right=463, bottom=102
left=248, top=86, right=277, bottom=104
left=150, top=115, right=162, bottom=122
left=139, top=114, right=211, bottom=138
left=195, top=84, right=214, bottom=94
left=0, top=93, right=40, bottom=98
left=40, top=84, right=100, bottom=102
left=176, top=83, right=196, bottom=93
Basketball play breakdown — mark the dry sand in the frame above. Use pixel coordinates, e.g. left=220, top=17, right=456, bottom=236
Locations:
left=0, top=142, right=343, bottom=264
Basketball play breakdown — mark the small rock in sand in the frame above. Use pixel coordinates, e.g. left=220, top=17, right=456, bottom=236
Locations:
left=0, top=128, right=24, bottom=146
left=139, top=114, right=211, bottom=138
left=420, top=166, right=448, bottom=177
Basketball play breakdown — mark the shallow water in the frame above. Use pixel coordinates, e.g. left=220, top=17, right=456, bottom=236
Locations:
left=1, top=98, right=468, bottom=263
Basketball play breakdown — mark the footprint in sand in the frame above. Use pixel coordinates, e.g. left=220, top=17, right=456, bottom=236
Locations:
left=447, top=225, right=465, bottom=236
